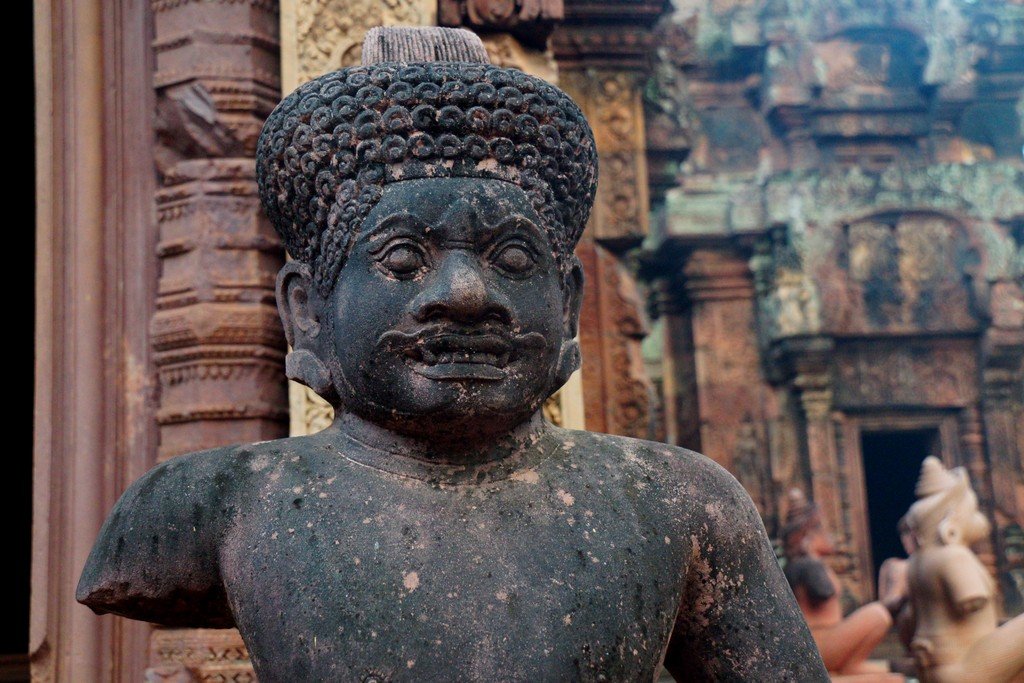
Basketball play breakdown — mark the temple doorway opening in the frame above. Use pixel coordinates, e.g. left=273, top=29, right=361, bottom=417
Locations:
left=860, top=428, right=939, bottom=586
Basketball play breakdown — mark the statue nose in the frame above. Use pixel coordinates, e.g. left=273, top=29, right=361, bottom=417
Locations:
left=412, top=251, right=507, bottom=324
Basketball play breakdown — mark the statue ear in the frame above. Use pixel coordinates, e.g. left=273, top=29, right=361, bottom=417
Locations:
left=938, top=516, right=961, bottom=546
left=553, top=259, right=584, bottom=389
left=276, top=262, right=335, bottom=398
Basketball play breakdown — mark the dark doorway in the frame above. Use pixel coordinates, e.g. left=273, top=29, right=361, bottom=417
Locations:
left=7, top=1, right=33, bottom=680
left=860, top=429, right=939, bottom=588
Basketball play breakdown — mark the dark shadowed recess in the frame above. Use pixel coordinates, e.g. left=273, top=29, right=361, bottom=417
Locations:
left=861, top=428, right=938, bottom=586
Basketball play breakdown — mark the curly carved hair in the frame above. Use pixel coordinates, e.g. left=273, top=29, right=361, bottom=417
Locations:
left=256, top=52, right=598, bottom=296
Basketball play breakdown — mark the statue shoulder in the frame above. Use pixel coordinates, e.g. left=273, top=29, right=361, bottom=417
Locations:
left=75, top=442, right=269, bottom=628
left=555, top=429, right=751, bottom=519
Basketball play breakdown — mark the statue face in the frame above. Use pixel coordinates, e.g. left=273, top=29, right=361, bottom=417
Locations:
left=320, top=177, right=577, bottom=437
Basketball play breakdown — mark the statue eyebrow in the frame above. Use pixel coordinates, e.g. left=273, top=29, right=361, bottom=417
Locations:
left=362, top=211, right=430, bottom=243
left=482, top=214, right=545, bottom=241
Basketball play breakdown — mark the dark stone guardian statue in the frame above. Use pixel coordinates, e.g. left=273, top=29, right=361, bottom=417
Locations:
left=78, top=26, right=827, bottom=682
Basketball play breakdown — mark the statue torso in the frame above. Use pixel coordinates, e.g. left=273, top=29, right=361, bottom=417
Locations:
left=908, top=544, right=997, bottom=668
left=218, top=428, right=694, bottom=682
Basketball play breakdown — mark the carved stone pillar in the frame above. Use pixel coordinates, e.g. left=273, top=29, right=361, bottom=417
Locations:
left=959, top=405, right=1000, bottom=581
left=776, top=336, right=865, bottom=599
left=550, top=1, right=666, bottom=437
left=556, top=67, right=651, bottom=251
left=649, top=278, right=700, bottom=451
left=682, top=249, right=774, bottom=517
left=149, top=0, right=286, bottom=677
left=34, top=0, right=157, bottom=678
left=577, top=240, right=655, bottom=437
left=153, top=161, right=288, bottom=458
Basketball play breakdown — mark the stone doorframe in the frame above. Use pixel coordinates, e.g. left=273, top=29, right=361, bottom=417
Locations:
left=836, top=410, right=967, bottom=599
left=772, top=334, right=994, bottom=604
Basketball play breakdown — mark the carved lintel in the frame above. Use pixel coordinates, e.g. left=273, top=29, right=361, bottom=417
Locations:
left=832, top=340, right=978, bottom=410
left=551, top=0, right=667, bottom=70
left=439, top=0, right=563, bottom=47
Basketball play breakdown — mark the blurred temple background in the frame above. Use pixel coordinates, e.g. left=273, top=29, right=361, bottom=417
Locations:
left=32, top=0, right=1023, bottom=680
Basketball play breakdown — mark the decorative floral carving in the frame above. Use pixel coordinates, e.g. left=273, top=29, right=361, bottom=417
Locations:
left=150, top=628, right=254, bottom=683
left=289, top=382, right=335, bottom=436
left=560, top=70, right=648, bottom=245
left=291, top=0, right=435, bottom=85
left=542, top=390, right=564, bottom=426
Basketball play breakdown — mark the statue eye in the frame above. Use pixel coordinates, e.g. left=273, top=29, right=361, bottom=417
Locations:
left=379, top=243, right=427, bottom=277
left=491, top=243, right=536, bottom=275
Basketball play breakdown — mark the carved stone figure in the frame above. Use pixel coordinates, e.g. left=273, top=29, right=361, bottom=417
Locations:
left=782, top=489, right=902, bottom=681
left=904, top=457, right=1024, bottom=683
left=77, top=27, right=826, bottom=681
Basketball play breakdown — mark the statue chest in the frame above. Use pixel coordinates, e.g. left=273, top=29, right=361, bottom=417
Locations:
left=219, top=460, right=689, bottom=681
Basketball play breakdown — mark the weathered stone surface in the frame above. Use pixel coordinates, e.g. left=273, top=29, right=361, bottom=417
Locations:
left=79, top=26, right=826, bottom=681
left=642, top=0, right=1024, bottom=611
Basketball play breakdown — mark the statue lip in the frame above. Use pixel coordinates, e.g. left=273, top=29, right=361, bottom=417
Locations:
left=409, top=331, right=511, bottom=381
left=378, top=326, right=546, bottom=381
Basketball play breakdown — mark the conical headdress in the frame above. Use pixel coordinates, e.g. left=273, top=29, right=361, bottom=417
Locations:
left=915, top=456, right=957, bottom=498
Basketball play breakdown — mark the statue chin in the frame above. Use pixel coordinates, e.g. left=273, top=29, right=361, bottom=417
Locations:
left=331, top=372, right=556, bottom=441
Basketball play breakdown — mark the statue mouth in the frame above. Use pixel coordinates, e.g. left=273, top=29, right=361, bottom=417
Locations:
left=378, top=326, right=545, bottom=381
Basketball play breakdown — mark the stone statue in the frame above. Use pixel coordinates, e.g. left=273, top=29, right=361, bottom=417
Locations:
left=781, top=489, right=902, bottom=681
left=77, top=26, right=826, bottom=681
left=903, top=456, right=1024, bottom=683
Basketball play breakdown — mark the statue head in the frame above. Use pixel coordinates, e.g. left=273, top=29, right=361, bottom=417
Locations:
left=781, top=488, right=835, bottom=559
left=256, top=27, right=597, bottom=440
left=905, top=457, right=990, bottom=549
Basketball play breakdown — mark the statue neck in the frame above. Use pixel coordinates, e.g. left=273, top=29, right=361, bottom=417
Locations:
left=322, top=409, right=557, bottom=485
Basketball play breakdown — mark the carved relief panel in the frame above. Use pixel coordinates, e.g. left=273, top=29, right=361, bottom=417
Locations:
left=834, top=339, right=979, bottom=409
left=817, top=212, right=980, bottom=335
left=281, top=0, right=436, bottom=87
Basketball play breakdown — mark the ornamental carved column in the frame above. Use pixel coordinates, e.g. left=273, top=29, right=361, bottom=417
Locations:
left=681, top=249, right=774, bottom=519
left=776, top=336, right=865, bottom=600
left=551, top=0, right=666, bottom=438
left=649, top=277, right=700, bottom=452
left=149, top=0, right=286, bottom=678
